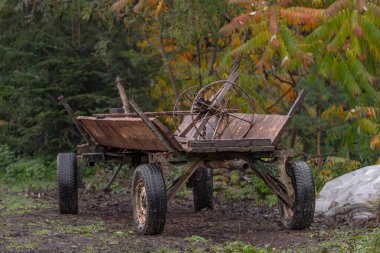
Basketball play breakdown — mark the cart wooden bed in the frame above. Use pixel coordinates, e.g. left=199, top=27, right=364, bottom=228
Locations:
left=57, top=62, right=315, bottom=235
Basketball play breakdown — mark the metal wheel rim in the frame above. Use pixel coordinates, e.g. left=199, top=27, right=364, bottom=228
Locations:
left=135, top=179, right=147, bottom=227
left=172, top=85, right=199, bottom=129
left=190, top=80, right=256, bottom=140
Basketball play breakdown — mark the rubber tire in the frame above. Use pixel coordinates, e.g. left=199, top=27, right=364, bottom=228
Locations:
left=280, top=160, right=315, bottom=230
left=192, top=168, right=213, bottom=212
left=131, top=164, right=167, bottom=235
left=57, top=153, right=78, bottom=214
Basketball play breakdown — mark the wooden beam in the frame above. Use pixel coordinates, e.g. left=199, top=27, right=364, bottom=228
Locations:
left=166, top=158, right=203, bottom=203
left=129, top=99, right=176, bottom=153
left=186, top=146, right=275, bottom=153
left=187, top=139, right=272, bottom=148
left=287, top=89, right=307, bottom=118
left=116, top=76, right=131, bottom=113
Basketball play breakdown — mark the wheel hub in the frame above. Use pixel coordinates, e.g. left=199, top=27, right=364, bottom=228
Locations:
left=135, top=179, right=147, bottom=226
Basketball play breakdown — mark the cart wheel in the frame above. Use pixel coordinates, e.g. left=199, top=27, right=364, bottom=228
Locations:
left=193, top=168, right=213, bottom=212
left=131, top=164, right=167, bottom=235
left=279, top=160, right=315, bottom=230
left=57, top=153, right=78, bottom=214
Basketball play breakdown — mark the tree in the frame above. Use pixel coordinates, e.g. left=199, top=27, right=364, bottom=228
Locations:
left=112, top=0, right=231, bottom=107
left=223, top=0, right=379, bottom=164
left=0, top=0, right=157, bottom=155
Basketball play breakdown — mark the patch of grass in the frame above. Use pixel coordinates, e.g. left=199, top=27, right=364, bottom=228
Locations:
left=81, top=245, right=97, bottom=253
left=35, top=228, right=50, bottom=236
left=6, top=240, right=38, bottom=252
left=175, top=185, right=191, bottom=198
left=0, top=178, right=55, bottom=193
left=184, top=235, right=208, bottom=244
left=223, top=241, right=277, bottom=253
left=0, top=193, right=52, bottom=215
left=153, top=241, right=280, bottom=253
left=214, top=171, right=278, bottom=206
left=57, top=221, right=107, bottom=236
left=152, top=248, right=180, bottom=253
left=114, top=230, right=134, bottom=237
left=304, top=227, right=380, bottom=253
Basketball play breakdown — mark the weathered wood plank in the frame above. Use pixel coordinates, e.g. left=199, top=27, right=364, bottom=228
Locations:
left=166, top=158, right=203, bottom=203
left=129, top=100, right=175, bottom=153
left=78, top=116, right=180, bottom=151
left=187, top=138, right=272, bottom=148
left=176, top=113, right=290, bottom=146
left=186, top=145, right=275, bottom=153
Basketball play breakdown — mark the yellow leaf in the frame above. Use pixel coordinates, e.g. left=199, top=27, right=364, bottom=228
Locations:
left=358, top=118, right=378, bottom=134
left=371, top=133, right=380, bottom=150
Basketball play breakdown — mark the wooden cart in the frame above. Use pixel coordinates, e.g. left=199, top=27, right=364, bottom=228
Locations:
left=57, top=62, right=315, bottom=235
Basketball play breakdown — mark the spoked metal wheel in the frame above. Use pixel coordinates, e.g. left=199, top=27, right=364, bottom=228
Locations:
left=131, top=164, right=167, bottom=235
left=279, top=161, right=315, bottom=230
left=190, top=80, right=256, bottom=140
left=172, top=85, right=199, bottom=129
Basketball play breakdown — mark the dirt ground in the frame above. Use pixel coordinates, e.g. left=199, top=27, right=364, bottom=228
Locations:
left=0, top=189, right=378, bottom=253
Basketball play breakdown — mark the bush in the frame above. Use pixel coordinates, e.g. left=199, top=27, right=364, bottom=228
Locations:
left=1, top=157, right=55, bottom=183
left=0, top=144, right=16, bottom=173
left=310, top=156, right=361, bottom=192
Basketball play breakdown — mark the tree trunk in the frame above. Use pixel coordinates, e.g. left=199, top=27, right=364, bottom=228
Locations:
left=317, top=105, right=323, bottom=168
left=158, top=20, right=179, bottom=100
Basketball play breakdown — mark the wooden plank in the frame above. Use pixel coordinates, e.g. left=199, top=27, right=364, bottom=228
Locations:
left=244, top=114, right=290, bottom=146
left=78, top=116, right=171, bottom=151
left=287, top=89, right=307, bottom=117
left=188, top=138, right=272, bottom=148
left=186, top=145, right=275, bottom=153
left=129, top=100, right=175, bottom=153
left=176, top=113, right=290, bottom=146
left=166, top=158, right=203, bottom=203
left=152, top=119, right=183, bottom=151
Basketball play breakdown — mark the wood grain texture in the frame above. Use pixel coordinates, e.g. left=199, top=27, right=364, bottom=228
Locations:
left=176, top=113, right=290, bottom=146
left=78, top=116, right=180, bottom=151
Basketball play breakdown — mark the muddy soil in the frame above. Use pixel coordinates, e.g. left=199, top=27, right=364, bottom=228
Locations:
left=0, top=189, right=377, bottom=253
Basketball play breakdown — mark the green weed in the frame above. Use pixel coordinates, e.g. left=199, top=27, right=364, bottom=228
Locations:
left=57, top=221, right=107, bottom=236
left=184, top=235, right=208, bottom=244
left=35, top=228, right=50, bottom=236
left=6, top=240, right=38, bottom=252
left=0, top=193, right=51, bottom=215
left=115, top=230, right=134, bottom=237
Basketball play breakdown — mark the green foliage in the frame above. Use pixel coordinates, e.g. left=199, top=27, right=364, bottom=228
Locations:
left=57, top=221, right=106, bottom=236
left=184, top=235, right=208, bottom=244
left=310, top=157, right=361, bottom=192
left=0, top=144, right=16, bottom=172
left=214, top=171, right=276, bottom=206
left=223, top=241, right=277, bottom=253
left=0, top=0, right=158, bottom=155
left=224, top=0, right=380, bottom=166
left=1, top=157, right=55, bottom=183
left=0, top=192, right=52, bottom=215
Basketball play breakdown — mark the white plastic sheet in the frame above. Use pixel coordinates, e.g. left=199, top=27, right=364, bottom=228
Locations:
left=315, top=165, right=380, bottom=221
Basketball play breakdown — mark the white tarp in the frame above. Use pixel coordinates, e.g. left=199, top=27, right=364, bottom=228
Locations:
left=315, top=165, right=380, bottom=221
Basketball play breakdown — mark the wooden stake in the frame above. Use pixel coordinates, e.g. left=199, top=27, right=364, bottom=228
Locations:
left=116, top=76, right=130, bottom=113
